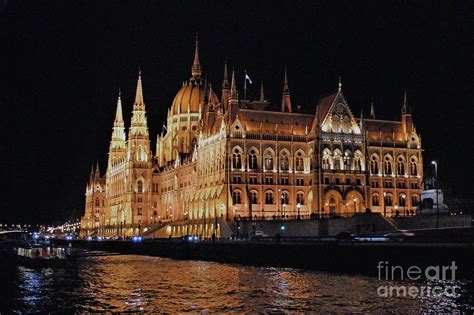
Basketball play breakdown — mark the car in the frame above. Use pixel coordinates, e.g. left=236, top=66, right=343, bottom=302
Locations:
left=384, top=230, right=415, bottom=241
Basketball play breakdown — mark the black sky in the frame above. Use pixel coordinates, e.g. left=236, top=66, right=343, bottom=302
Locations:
left=1, top=0, right=473, bottom=224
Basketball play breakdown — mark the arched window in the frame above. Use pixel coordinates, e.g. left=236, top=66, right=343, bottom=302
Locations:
left=384, top=156, right=393, bottom=175
left=322, top=150, right=331, bottom=169
left=397, top=157, right=405, bottom=176
left=371, top=155, right=379, bottom=174
left=295, top=152, right=304, bottom=171
left=264, top=153, right=273, bottom=170
left=334, top=151, right=342, bottom=170
left=281, top=191, right=289, bottom=205
left=296, top=192, right=305, bottom=205
left=384, top=194, right=393, bottom=206
left=280, top=152, right=289, bottom=171
left=343, top=151, right=352, bottom=170
left=137, top=180, right=143, bottom=193
left=250, top=191, right=258, bottom=204
left=248, top=149, right=258, bottom=170
left=95, top=197, right=100, bottom=207
left=353, top=151, right=363, bottom=171
left=411, top=195, right=419, bottom=207
left=232, top=153, right=242, bottom=169
left=232, top=191, right=241, bottom=204
left=265, top=191, right=274, bottom=204
left=329, top=197, right=337, bottom=214
left=399, top=194, right=406, bottom=207
left=410, top=157, right=418, bottom=176
left=372, top=194, right=380, bottom=206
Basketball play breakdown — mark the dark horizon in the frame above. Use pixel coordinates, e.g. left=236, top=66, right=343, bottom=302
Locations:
left=1, top=1, right=473, bottom=225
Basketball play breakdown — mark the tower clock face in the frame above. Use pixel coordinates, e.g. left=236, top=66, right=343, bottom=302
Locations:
left=335, top=103, right=345, bottom=115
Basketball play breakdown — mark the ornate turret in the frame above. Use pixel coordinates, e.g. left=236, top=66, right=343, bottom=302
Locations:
left=281, top=68, right=292, bottom=112
left=128, top=69, right=151, bottom=162
left=107, top=90, right=127, bottom=172
left=129, top=69, right=149, bottom=138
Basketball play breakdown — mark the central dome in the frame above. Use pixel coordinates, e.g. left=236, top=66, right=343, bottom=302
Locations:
left=171, top=82, right=204, bottom=115
left=170, top=82, right=219, bottom=115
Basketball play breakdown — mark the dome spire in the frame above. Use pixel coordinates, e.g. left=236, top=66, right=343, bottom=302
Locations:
left=191, top=33, right=202, bottom=79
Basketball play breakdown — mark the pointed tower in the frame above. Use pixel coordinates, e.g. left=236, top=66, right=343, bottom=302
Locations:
left=95, top=161, right=100, bottom=179
left=191, top=33, right=202, bottom=81
left=108, top=90, right=127, bottom=160
left=401, top=91, right=414, bottom=136
left=281, top=68, right=292, bottom=113
left=260, top=80, right=265, bottom=102
left=369, top=101, right=375, bottom=119
left=221, top=61, right=230, bottom=110
left=230, top=69, right=238, bottom=100
left=128, top=69, right=151, bottom=162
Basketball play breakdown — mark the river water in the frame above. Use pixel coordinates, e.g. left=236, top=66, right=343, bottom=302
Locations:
left=1, top=252, right=473, bottom=313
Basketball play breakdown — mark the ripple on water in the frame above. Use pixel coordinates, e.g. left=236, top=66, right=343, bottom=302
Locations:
left=1, top=253, right=472, bottom=313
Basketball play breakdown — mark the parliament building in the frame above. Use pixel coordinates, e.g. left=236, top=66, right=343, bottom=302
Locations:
left=80, top=40, right=424, bottom=237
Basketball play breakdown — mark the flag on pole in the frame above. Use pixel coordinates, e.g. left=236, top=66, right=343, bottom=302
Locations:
left=245, top=73, right=253, bottom=84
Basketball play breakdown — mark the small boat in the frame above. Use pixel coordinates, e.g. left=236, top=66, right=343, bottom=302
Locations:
left=15, top=246, right=76, bottom=268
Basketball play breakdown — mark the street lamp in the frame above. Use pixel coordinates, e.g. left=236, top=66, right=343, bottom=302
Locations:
left=401, top=194, right=406, bottom=216
left=297, top=203, right=301, bottom=219
left=432, top=161, right=439, bottom=228
left=383, top=192, right=387, bottom=217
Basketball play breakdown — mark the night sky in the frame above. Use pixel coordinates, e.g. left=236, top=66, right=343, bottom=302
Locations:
left=1, top=1, right=473, bottom=224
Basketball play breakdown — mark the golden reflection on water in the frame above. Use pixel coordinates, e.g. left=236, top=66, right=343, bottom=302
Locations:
left=12, top=254, right=473, bottom=313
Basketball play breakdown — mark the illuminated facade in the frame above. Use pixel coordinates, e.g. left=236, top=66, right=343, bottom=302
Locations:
left=80, top=40, right=424, bottom=237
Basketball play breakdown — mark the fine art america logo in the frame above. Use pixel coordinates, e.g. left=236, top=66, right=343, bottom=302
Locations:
left=377, top=261, right=460, bottom=298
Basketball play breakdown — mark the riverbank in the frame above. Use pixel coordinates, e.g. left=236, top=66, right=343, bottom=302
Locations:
left=53, top=239, right=474, bottom=278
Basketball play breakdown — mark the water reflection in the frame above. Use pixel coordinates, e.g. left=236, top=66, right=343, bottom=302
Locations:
left=3, top=254, right=473, bottom=313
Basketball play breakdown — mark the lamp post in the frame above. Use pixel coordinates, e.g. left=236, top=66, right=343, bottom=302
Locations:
left=297, top=203, right=301, bottom=219
left=383, top=192, right=387, bottom=217
left=401, top=193, right=406, bottom=216
left=432, top=161, right=439, bottom=228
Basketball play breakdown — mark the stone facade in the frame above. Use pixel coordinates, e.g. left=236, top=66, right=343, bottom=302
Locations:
left=80, top=40, right=424, bottom=237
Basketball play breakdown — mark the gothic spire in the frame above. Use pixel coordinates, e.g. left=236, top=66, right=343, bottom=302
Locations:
left=281, top=67, right=292, bottom=112
left=134, top=68, right=144, bottom=109
left=129, top=69, right=149, bottom=138
left=95, top=161, right=100, bottom=178
left=222, top=59, right=229, bottom=91
left=114, top=89, right=124, bottom=127
left=402, top=90, right=410, bottom=114
left=230, top=68, right=238, bottom=99
left=369, top=101, right=375, bottom=119
left=338, top=75, right=342, bottom=92
left=191, top=33, right=202, bottom=79
left=260, top=80, right=265, bottom=102
left=208, top=83, right=215, bottom=112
